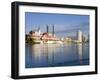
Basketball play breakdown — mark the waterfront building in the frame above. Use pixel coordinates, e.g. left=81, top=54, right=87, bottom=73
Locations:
left=26, top=26, right=61, bottom=44
left=77, top=30, right=83, bottom=42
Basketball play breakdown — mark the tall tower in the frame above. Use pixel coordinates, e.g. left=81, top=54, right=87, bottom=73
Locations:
left=46, top=25, right=49, bottom=33
left=77, top=30, right=82, bottom=42
left=38, top=27, right=41, bottom=35
left=52, top=24, right=54, bottom=36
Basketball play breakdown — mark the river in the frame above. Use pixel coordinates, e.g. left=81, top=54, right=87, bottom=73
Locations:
left=25, top=43, right=89, bottom=68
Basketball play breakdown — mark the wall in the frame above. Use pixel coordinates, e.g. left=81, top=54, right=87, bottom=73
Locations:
left=0, top=0, right=99, bottom=81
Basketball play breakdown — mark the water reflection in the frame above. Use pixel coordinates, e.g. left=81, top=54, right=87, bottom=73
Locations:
left=25, top=43, right=89, bottom=68
left=78, top=44, right=83, bottom=64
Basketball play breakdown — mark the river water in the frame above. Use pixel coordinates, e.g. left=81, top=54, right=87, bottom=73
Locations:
left=25, top=43, right=89, bottom=68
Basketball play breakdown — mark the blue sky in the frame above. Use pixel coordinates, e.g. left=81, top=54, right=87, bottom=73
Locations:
left=25, top=12, right=89, bottom=38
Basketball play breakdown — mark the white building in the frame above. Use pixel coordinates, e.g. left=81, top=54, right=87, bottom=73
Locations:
left=77, top=30, right=82, bottom=42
